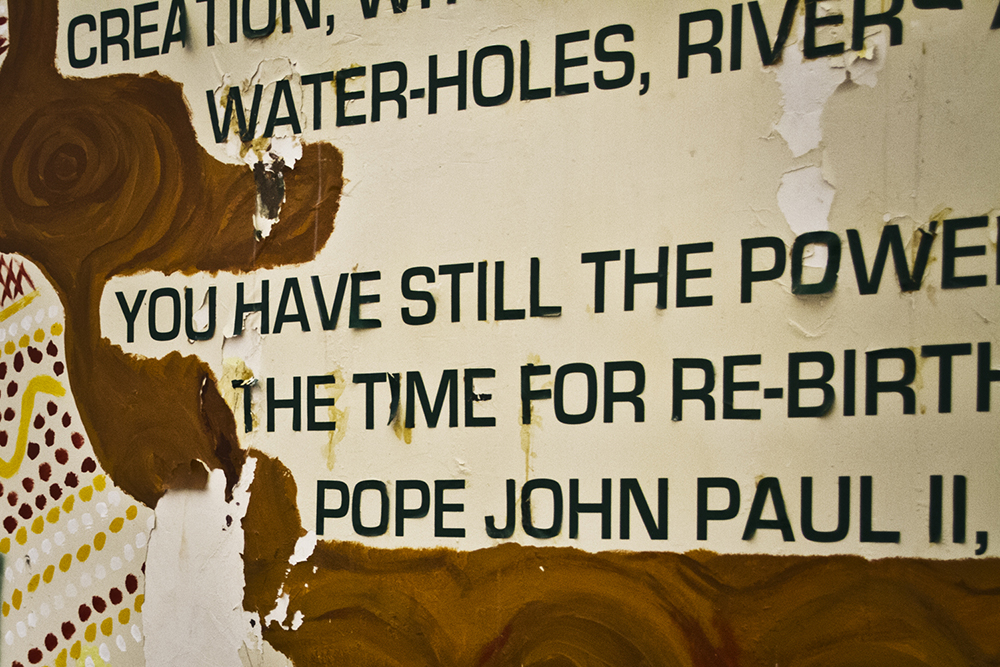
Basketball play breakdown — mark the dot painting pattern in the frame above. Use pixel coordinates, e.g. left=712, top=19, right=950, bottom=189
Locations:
left=2, top=255, right=155, bottom=667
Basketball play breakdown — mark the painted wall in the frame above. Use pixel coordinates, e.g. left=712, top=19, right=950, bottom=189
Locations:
left=2, top=0, right=1000, bottom=665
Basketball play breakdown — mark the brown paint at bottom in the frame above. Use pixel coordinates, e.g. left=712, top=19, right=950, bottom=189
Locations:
left=242, top=456, right=1000, bottom=667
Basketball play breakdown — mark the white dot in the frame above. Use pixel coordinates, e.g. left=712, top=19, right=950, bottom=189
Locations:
left=147, top=515, right=155, bottom=531
left=68, top=519, right=79, bottom=534
left=35, top=308, right=44, bottom=323
left=15, top=558, right=24, bottom=573
left=116, top=634, right=127, bottom=652
left=123, top=544, right=134, bottom=562
left=86, top=656, right=95, bottom=667
left=131, top=624, right=143, bottom=643
left=4, top=567, right=12, bottom=582
left=108, top=489, right=121, bottom=506
left=40, top=603, right=51, bottom=617
left=0, top=329, right=5, bottom=342
left=27, top=612, right=37, bottom=627
left=95, top=565, right=107, bottom=580
left=65, top=583, right=78, bottom=598
left=110, top=557, right=122, bottom=572
left=49, top=305, right=58, bottom=318
left=4, top=630, right=13, bottom=645
left=81, top=513, right=94, bottom=527
left=20, top=315, right=31, bottom=331
left=80, top=572, right=92, bottom=588
left=54, top=531, right=65, bottom=546
left=99, top=643, right=111, bottom=661
left=28, top=547, right=39, bottom=563
left=135, top=532, right=147, bottom=548
left=96, top=502, right=108, bottom=518
left=53, top=595, right=64, bottom=610
left=16, top=621, right=26, bottom=637
left=8, top=323, right=17, bottom=336
left=42, top=539, right=52, bottom=554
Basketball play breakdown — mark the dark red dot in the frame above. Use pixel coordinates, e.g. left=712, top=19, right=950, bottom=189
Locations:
left=61, top=621, right=76, bottom=639
left=0, top=361, right=5, bottom=379
left=62, top=412, right=71, bottom=427
left=3, top=516, right=16, bottom=533
left=27, top=648, right=42, bottom=664
left=71, top=433, right=84, bottom=449
left=4, top=407, right=13, bottom=421
left=27, top=442, right=39, bottom=460
left=13, top=352, right=23, bottom=372
left=54, top=361, right=64, bottom=376
left=81, top=458, right=96, bottom=473
left=55, top=449, right=68, bottom=465
left=0, top=430, right=6, bottom=447
left=13, top=662, right=24, bottom=667
left=78, top=604, right=91, bottom=622
left=44, top=429, right=54, bottom=446
left=65, top=472, right=78, bottom=487
left=46, top=401, right=57, bottom=416
left=38, top=463, right=51, bottom=481
left=34, top=495, right=46, bottom=510
left=109, top=587, right=123, bottom=605
left=6, top=380, right=16, bottom=397
left=21, top=477, right=34, bottom=492
left=0, top=482, right=3, bottom=495
left=91, top=596, right=107, bottom=613
left=49, top=484, right=62, bottom=500
left=125, top=574, right=138, bottom=594
left=46, top=341, right=58, bottom=357
left=33, top=414, right=44, bottom=429
left=18, top=503, right=32, bottom=519
left=27, top=347, right=42, bottom=364
left=6, top=491, right=16, bottom=506
left=44, top=633, right=57, bottom=651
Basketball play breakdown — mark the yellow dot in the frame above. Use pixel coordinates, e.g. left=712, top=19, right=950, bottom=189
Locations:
left=27, top=573, right=40, bottom=592
left=43, top=564, right=55, bottom=583
left=33, top=328, right=45, bottom=342
left=77, top=544, right=91, bottom=562
left=2, top=601, right=9, bottom=617
left=12, top=589, right=21, bottom=610
left=59, top=553, right=72, bottom=572
left=47, top=506, right=60, bottom=523
left=93, top=475, right=106, bottom=491
left=51, top=322, right=63, bottom=336
left=70, top=640, right=81, bottom=659
left=55, top=648, right=67, bottom=667
left=101, top=617, right=113, bottom=636
left=126, top=505, right=138, bottom=520
left=93, top=532, right=106, bottom=551
left=32, top=516, right=45, bottom=533
left=109, top=517, right=125, bottom=533
left=3, top=341, right=13, bottom=354
left=84, top=623, right=96, bottom=643
left=0, top=537, right=9, bottom=553
left=118, top=608, right=131, bottom=625
left=15, top=526, right=27, bottom=545
left=79, top=486, right=93, bottom=502
left=134, top=594, right=144, bottom=613
left=62, top=495, right=75, bottom=513
left=18, top=334, right=29, bottom=348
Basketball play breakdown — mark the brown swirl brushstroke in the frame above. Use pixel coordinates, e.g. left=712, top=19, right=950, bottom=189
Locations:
left=0, top=1, right=342, bottom=505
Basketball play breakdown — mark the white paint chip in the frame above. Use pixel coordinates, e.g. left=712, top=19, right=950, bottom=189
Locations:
left=288, top=532, right=317, bottom=566
left=144, top=458, right=259, bottom=667
left=100, top=642, right=111, bottom=661
left=117, top=634, right=128, bottom=652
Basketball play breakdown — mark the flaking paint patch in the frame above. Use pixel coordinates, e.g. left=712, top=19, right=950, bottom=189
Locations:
left=143, top=459, right=260, bottom=667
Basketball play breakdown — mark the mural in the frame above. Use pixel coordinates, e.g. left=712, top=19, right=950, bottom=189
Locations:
left=2, top=1, right=1000, bottom=666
